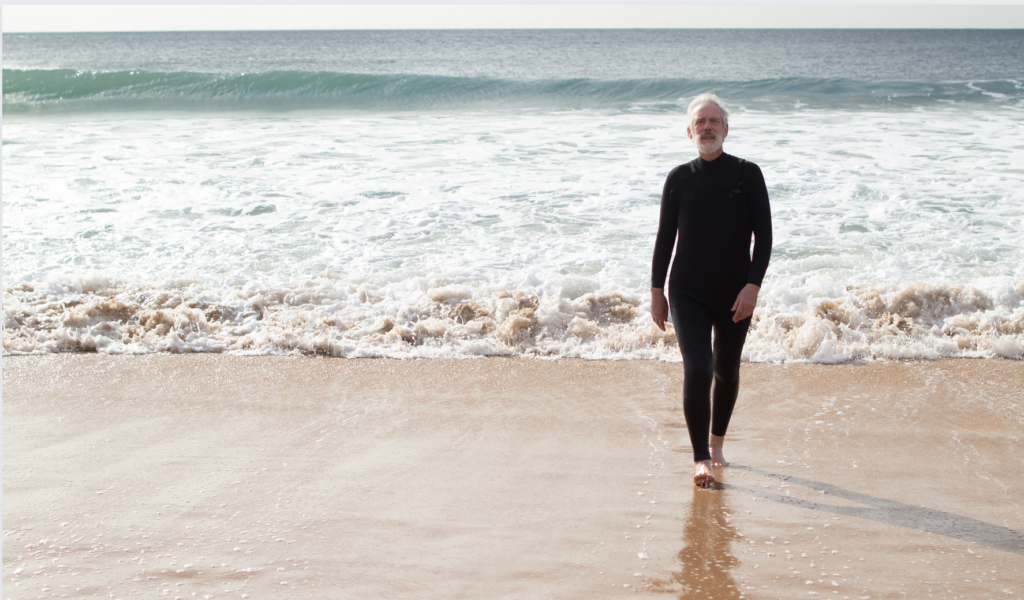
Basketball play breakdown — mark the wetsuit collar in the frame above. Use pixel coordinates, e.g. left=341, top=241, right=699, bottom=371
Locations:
left=695, top=152, right=731, bottom=171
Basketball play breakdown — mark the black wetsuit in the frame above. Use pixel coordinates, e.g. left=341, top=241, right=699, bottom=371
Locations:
left=651, top=152, right=772, bottom=463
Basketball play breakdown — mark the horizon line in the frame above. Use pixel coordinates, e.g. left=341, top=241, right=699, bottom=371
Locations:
left=5, top=4, right=1024, bottom=32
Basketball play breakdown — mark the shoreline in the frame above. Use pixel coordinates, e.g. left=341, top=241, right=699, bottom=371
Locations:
left=4, top=355, right=1022, bottom=598
left=4, top=351, right=1023, bottom=362
left=5, top=280, right=1023, bottom=362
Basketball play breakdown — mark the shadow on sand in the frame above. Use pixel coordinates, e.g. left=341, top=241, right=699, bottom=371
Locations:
left=727, top=465, right=1024, bottom=556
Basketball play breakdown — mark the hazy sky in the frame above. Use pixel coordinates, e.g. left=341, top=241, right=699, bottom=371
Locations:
left=4, top=2, right=1024, bottom=32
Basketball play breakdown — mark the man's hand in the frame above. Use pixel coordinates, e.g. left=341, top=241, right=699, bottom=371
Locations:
left=731, top=283, right=760, bottom=323
left=650, top=288, right=668, bottom=331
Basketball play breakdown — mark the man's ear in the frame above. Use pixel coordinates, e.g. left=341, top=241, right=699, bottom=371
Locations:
left=686, top=126, right=693, bottom=140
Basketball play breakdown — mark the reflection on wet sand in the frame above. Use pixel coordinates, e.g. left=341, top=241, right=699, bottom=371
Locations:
left=649, top=489, right=742, bottom=599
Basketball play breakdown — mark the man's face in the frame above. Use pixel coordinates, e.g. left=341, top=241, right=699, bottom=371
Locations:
left=687, top=103, right=728, bottom=155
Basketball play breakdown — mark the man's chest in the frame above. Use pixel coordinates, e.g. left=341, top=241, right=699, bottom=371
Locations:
left=673, top=171, right=750, bottom=223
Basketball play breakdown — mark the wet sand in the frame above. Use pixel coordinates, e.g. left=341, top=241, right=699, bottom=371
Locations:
left=3, top=355, right=1023, bottom=599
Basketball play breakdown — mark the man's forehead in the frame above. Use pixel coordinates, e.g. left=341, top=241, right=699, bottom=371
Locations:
left=692, top=103, right=724, bottom=119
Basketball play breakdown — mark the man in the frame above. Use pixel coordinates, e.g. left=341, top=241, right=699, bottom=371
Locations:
left=650, top=93, right=773, bottom=487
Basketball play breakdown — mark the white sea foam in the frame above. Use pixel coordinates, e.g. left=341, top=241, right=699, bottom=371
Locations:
left=3, top=278, right=1022, bottom=360
left=4, top=105, right=1023, bottom=361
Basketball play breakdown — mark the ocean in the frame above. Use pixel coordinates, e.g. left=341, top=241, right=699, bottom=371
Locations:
left=3, top=29, right=1023, bottom=361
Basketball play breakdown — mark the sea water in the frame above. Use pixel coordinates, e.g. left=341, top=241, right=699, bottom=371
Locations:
left=3, top=30, right=1023, bottom=361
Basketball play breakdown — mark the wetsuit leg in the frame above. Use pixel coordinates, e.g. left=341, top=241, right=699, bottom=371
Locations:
left=670, top=294, right=715, bottom=463
left=670, top=293, right=751, bottom=463
left=709, top=307, right=751, bottom=438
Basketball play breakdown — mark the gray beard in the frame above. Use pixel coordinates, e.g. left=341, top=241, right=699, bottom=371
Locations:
left=694, top=134, right=723, bottom=155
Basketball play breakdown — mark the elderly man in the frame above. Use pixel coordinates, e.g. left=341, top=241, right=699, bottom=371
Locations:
left=650, top=93, right=773, bottom=487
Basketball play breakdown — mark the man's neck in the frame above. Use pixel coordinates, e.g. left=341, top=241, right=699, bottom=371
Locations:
left=698, top=148, right=725, bottom=161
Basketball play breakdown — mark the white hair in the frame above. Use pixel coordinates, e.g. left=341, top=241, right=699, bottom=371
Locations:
left=687, top=93, right=729, bottom=127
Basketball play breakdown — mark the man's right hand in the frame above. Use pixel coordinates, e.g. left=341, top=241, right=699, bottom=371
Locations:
left=650, top=288, right=668, bottom=331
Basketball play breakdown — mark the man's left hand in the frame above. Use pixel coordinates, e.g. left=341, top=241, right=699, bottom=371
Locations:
left=731, top=283, right=760, bottom=323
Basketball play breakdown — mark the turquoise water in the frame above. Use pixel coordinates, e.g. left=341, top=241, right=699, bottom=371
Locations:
left=4, top=29, right=1023, bottom=113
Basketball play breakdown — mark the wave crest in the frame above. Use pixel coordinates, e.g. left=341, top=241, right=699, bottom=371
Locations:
left=4, top=69, right=1022, bottom=114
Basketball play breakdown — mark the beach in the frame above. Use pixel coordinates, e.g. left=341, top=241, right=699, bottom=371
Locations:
left=4, top=28, right=1024, bottom=600
left=4, top=355, right=1022, bottom=599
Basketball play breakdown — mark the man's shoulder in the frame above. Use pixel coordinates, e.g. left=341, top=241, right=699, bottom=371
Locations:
left=668, top=159, right=700, bottom=178
left=729, top=154, right=763, bottom=173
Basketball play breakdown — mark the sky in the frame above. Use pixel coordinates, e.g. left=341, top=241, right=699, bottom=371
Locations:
left=3, top=2, right=1024, bottom=32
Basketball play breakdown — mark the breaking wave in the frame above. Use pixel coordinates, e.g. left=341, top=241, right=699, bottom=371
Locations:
left=5, top=69, right=1023, bottom=114
left=4, top=278, right=1022, bottom=361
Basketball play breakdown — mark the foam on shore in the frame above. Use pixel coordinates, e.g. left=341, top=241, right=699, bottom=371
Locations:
left=5, top=277, right=1022, bottom=361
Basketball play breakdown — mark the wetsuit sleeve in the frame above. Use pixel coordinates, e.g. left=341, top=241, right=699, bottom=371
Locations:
left=746, top=165, right=773, bottom=287
left=651, top=169, right=679, bottom=289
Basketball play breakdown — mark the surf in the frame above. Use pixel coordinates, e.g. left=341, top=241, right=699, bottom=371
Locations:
left=5, top=68, right=1023, bottom=114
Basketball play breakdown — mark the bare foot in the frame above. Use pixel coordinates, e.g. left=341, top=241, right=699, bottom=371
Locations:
left=709, top=433, right=729, bottom=467
left=694, top=460, right=715, bottom=487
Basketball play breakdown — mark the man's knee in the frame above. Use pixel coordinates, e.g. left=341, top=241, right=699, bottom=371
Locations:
left=713, top=361, right=741, bottom=385
left=683, top=360, right=714, bottom=383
